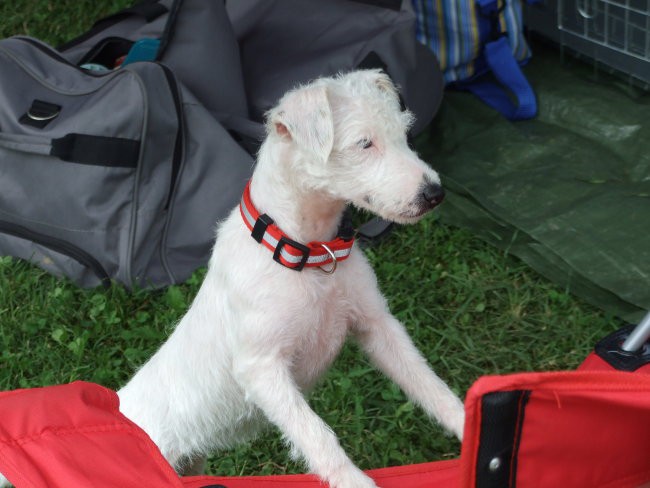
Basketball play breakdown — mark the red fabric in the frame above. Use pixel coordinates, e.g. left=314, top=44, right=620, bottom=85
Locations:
left=460, top=372, right=650, bottom=488
left=1, top=372, right=650, bottom=487
left=579, top=352, right=620, bottom=372
left=0, top=382, right=459, bottom=488
left=0, top=382, right=183, bottom=488
left=182, top=460, right=460, bottom=488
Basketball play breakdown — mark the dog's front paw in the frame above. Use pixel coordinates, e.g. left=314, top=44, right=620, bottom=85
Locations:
left=449, top=407, right=465, bottom=441
left=327, top=464, right=378, bottom=488
left=442, top=395, right=466, bottom=441
left=438, top=392, right=466, bottom=441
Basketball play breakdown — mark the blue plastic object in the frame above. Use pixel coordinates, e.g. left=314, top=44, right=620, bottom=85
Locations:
left=121, top=38, right=160, bottom=66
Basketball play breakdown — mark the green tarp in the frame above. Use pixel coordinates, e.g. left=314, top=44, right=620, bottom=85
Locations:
left=418, top=45, right=650, bottom=322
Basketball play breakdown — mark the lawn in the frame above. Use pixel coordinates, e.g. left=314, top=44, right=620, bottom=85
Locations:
left=0, top=0, right=622, bottom=478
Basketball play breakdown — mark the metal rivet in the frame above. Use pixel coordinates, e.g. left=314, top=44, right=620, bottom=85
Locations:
left=489, top=457, right=502, bottom=472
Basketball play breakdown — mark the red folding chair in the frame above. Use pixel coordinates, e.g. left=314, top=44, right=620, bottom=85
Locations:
left=1, top=316, right=649, bottom=488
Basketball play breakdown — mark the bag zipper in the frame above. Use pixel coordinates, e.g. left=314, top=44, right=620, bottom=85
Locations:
left=153, top=62, right=185, bottom=284
left=12, top=36, right=113, bottom=78
left=76, top=36, right=135, bottom=68
left=158, top=63, right=183, bottom=210
left=0, top=221, right=111, bottom=288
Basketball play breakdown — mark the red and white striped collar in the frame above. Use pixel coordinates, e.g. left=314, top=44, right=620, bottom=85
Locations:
left=239, top=181, right=355, bottom=273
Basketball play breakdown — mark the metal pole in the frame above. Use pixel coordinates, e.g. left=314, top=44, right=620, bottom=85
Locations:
left=621, top=311, right=650, bottom=353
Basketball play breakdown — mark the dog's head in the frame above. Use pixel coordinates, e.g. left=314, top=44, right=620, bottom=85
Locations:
left=266, top=70, right=443, bottom=224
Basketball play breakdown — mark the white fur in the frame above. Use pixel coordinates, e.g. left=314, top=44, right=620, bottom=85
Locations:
left=0, top=70, right=464, bottom=488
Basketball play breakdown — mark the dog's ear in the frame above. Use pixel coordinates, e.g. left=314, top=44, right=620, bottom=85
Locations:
left=372, top=71, right=398, bottom=95
left=269, top=85, right=334, bottom=162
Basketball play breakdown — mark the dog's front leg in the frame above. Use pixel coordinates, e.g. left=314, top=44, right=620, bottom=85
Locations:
left=353, top=311, right=465, bottom=438
left=349, top=272, right=465, bottom=439
left=233, top=354, right=378, bottom=488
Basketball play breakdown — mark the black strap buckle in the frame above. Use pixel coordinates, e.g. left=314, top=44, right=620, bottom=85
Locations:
left=273, top=236, right=310, bottom=271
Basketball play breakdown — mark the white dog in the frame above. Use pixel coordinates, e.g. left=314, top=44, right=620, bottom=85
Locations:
left=0, top=70, right=464, bottom=488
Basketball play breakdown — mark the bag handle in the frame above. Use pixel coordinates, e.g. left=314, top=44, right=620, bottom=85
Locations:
left=0, top=132, right=140, bottom=168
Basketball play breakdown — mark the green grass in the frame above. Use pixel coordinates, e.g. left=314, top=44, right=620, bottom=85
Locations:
left=0, top=1, right=622, bottom=479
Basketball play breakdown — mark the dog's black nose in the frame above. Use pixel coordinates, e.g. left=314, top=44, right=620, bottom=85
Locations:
left=421, top=182, right=445, bottom=208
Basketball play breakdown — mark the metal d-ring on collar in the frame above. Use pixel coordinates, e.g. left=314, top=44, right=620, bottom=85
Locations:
left=318, top=243, right=338, bottom=274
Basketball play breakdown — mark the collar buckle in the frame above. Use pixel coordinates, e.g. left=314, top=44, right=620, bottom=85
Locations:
left=273, top=235, right=310, bottom=271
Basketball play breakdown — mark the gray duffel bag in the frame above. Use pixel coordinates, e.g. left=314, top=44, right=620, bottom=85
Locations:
left=0, top=0, right=444, bottom=289
left=0, top=36, right=253, bottom=288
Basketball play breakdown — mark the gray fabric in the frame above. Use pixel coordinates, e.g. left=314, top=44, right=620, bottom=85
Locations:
left=60, top=0, right=250, bottom=122
left=161, top=0, right=249, bottom=121
left=0, top=36, right=253, bottom=288
left=0, top=0, right=444, bottom=288
left=61, top=0, right=443, bottom=136
left=227, top=0, right=443, bottom=135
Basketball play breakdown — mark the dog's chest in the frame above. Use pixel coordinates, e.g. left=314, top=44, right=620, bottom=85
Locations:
left=289, top=276, right=353, bottom=390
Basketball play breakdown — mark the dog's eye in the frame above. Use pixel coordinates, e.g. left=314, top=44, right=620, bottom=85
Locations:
left=358, top=138, right=373, bottom=149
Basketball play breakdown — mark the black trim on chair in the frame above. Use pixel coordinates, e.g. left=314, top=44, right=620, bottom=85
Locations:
left=476, top=390, right=531, bottom=488
left=595, top=324, right=650, bottom=372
